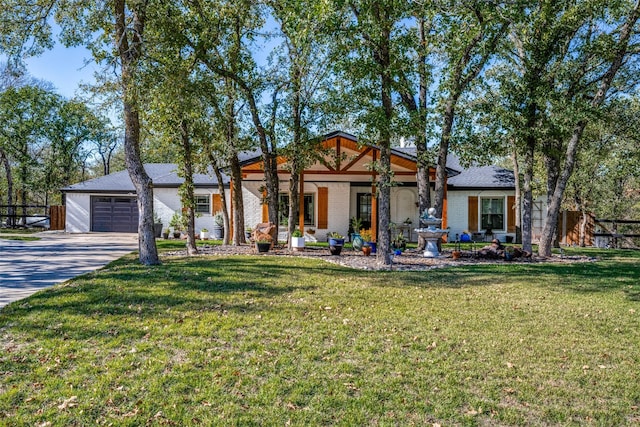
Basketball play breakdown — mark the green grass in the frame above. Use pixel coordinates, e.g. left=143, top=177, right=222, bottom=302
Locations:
left=0, top=228, right=41, bottom=241
left=0, top=235, right=40, bottom=241
left=1, top=248, right=639, bottom=425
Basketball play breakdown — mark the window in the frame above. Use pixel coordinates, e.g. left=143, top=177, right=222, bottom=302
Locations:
left=357, top=193, right=372, bottom=230
left=195, top=195, right=210, bottom=214
left=279, top=193, right=315, bottom=225
left=481, top=198, right=504, bottom=231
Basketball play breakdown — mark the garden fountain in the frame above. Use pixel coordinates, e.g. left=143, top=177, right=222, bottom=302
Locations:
left=415, top=208, right=449, bottom=257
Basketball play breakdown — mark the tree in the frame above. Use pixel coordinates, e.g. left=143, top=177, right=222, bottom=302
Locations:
left=343, top=0, right=410, bottom=265
left=0, top=85, right=57, bottom=214
left=0, top=0, right=160, bottom=264
left=430, top=2, right=507, bottom=221
left=267, top=0, right=338, bottom=247
left=537, top=0, right=640, bottom=256
left=181, top=0, right=282, bottom=229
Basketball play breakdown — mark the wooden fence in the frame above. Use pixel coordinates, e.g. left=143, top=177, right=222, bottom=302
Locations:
left=0, top=205, right=65, bottom=230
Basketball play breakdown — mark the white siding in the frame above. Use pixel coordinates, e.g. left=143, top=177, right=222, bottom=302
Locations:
left=242, top=181, right=265, bottom=228
left=65, top=187, right=227, bottom=233
left=325, top=182, right=351, bottom=239
left=446, top=190, right=547, bottom=243
left=65, top=193, right=91, bottom=232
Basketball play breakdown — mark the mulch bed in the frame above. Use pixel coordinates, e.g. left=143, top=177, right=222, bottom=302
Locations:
left=164, top=244, right=597, bottom=271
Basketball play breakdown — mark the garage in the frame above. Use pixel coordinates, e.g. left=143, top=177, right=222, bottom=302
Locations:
left=91, top=196, right=139, bottom=233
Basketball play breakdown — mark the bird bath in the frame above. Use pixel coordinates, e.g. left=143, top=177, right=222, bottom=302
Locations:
left=415, top=208, right=449, bottom=257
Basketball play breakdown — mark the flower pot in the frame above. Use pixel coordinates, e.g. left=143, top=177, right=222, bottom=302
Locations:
left=291, top=236, right=305, bottom=251
left=200, top=231, right=210, bottom=240
left=329, top=245, right=343, bottom=256
left=362, top=245, right=371, bottom=256
left=367, top=242, right=377, bottom=253
left=452, top=250, right=461, bottom=260
left=173, top=231, right=181, bottom=239
left=256, top=242, right=271, bottom=253
left=154, top=223, right=163, bottom=238
left=352, top=235, right=364, bottom=251
left=211, top=225, right=223, bottom=239
left=328, top=237, right=345, bottom=247
left=162, top=232, right=170, bottom=239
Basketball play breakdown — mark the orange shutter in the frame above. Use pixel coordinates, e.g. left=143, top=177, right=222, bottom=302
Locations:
left=211, top=194, right=222, bottom=214
left=507, top=196, right=516, bottom=233
left=468, top=196, right=478, bottom=232
left=317, top=187, right=328, bottom=229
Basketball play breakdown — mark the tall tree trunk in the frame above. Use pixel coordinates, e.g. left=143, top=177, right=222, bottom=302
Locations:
left=402, top=16, right=430, bottom=250
left=433, top=98, right=455, bottom=219
left=511, top=146, right=522, bottom=244
left=210, top=154, right=231, bottom=246
left=579, top=208, right=588, bottom=248
left=0, top=148, right=13, bottom=226
left=538, top=0, right=640, bottom=257
left=115, top=0, right=159, bottom=265
left=521, top=138, right=535, bottom=254
left=179, top=120, right=198, bottom=255
left=229, top=153, right=246, bottom=245
left=287, top=65, right=302, bottom=249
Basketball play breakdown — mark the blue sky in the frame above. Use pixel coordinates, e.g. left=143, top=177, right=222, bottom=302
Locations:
left=24, top=42, right=97, bottom=98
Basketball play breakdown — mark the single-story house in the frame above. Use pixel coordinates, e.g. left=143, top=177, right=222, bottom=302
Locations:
left=62, top=131, right=547, bottom=242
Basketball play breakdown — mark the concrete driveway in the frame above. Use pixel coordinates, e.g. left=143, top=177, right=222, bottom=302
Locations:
left=0, top=232, right=138, bottom=309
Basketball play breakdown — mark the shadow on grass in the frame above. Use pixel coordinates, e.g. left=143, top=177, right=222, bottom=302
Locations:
left=0, top=256, right=344, bottom=341
left=373, top=250, right=640, bottom=301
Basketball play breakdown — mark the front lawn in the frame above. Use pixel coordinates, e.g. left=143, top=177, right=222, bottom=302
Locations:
left=1, top=248, right=639, bottom=425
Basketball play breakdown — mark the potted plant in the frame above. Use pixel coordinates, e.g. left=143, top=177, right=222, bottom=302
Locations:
left=362, top=242, right=372, bottom=256
left=327, top=231, right=345, bottom=255
left=391, top=232, right=407, bottom=252
left=162, top=228, right=170, bottom=239
left=359, top=229, right=376, bottom=253
left=200, top=228, right=210, bottom=240
left=504, top=246, right=514, bottom=261
left=291, top=229, right=305, bottom=251
left=245, top=227, right=253, bottom=240
left=256, top=236, right=272, bottom=253
left=350, top=216, right=363, bottom=241
left=169, top=212, right=183, bottom=238
left=212, top=211, right=224, bottom=239
left=153, top=213, right=163, bottom=238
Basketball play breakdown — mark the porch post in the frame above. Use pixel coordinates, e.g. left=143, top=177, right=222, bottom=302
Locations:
left=298, top=172, right=305, bottom=232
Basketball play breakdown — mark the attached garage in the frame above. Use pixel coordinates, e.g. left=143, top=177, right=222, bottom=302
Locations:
left=91, top=196, right=138, bottom=233
left=62, top=164, right=227, bottom=233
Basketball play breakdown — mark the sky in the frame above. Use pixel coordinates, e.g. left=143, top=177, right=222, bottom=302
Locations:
left=23, top=42, right=98, bottom=99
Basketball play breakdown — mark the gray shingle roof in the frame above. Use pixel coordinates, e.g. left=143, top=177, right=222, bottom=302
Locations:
left=391, top=147, right=514, bottom=188
left=446, top=165, right=515, bottom=189
left=62, top=164, right=227, bottom=193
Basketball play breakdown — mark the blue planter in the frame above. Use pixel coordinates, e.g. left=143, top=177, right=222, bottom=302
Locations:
left=328, top=238, right=345, bottom=247
left=352, top=235, right=364, bottom=251
left=367, top=242, right=377, bottom=253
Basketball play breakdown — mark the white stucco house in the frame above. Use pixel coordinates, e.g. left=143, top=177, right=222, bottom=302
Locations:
left=62, top=131, right=546, bottom=242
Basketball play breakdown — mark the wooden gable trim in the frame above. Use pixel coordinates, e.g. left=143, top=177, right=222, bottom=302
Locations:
left=341, top=147, right=372, bottom=172
left=241, top=132, right=429, bottom=178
